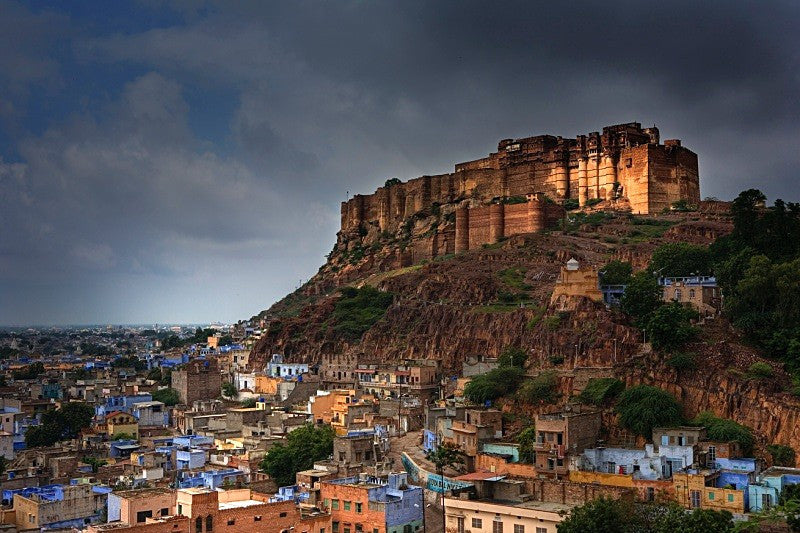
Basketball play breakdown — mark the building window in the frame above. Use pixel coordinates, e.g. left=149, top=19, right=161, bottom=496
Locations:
left=472, top=518, right=483, bottom=528
left=178, top=505, right=183, bottom=515
left=196, top=517, right=203, bottom=533
left=646, top=487, right=655, bottom=502
left=514, top=525, right=525, bottom=533
left=137, top=510, right=153, bottom=523
left=344, top=501, right=351, bottom=511
left=280, top=512, right=287, bottom=518
left=457, top=517, right=465, bottom=533
left=727, top=494, right=734, bottom=503
left=690, top=490, right=701, bottom=509
left=689, top=289, right=696, bottom=299
left=255, top=516, right=262, bottom=522
left=332, top=522, right=339, bottom=533
left=324, top=499, right=330, bottom=508
left=708, top=446, right=716, bottom=463
left=227, top=520, right=235, bottom=526
left=356, top=502, right=362, bottom=513
left=762, top=494, right=772, bottom=510
left=708, top=492, right=715, bottom=500
left=206, top=516, right=213, bottom=532
left=492, top=520, right=503, bottom=533
left=160, top=508, right=169, bottom=516
left=332, top=500, right=340, bottom=510
left=356, top=525, right=363, bottom=533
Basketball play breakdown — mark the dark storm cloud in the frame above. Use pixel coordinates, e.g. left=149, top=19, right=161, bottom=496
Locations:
left=1, top=0, right=799, bottom=324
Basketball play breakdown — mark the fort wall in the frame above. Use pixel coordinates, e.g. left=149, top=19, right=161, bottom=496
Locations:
left=340, top=122, right=700, bottom=233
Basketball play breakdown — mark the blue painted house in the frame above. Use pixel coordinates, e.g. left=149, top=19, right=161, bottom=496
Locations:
left=748, top=467, right=800, bottom=512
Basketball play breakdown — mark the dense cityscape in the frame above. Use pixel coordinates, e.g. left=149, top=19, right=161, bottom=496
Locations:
left=3, top=2, right=800, bottom=533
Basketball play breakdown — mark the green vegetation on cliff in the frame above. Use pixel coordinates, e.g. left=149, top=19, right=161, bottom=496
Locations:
left=330, top=286, right=393, bottom=341
left=615, top=385, right=683, bottom=438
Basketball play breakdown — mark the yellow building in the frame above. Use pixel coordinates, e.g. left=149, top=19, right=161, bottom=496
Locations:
left=444, top=496, right=569, bottom=533
left=672, top=471, right=745, bottom=514
left=550, top=258, right=603, bottom=310
left=106, top=411, right=139, bottom=440
left=254, top=375, right=280, bottom=395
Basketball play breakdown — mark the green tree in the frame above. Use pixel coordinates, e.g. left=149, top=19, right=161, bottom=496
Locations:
left=517, top=426, right=537, bottom=463
left=425, top=443, right=465, bottom=533
left=463, top=367, right=525, bottom=404
left=147, top=367, right=162, bottom=382
left=497, top=346, right=528, bottom=368
left=649, top=505, right=734, bottom=533
left=13, top=362, right=45, bottom=380
left=241, top=398, right=257, bottom=408
left=646, top=303, right=698, bottom=352
left=650, top=243, right=713, bottom=277
left=767, top=444, right=796, bottom=467
left=620, top=271, right=663, bottom=327
left=579, top=378, right=625, bottom=405
left=517, top=372, right=559, bottom=405
left=260, top=424, right=335, bottom=486
left=25, top=402, right=93, bottom=448
left=615, top=385, right=683, bottom=439
left=151, top=387, right=180, bottom=406
left=692, top=412, right=755, bottom=456
left=599, top=260, right=633, bottom=286
left=221, top=382, right=237, bottom=398
left=557, top=497, right=633, bottom=533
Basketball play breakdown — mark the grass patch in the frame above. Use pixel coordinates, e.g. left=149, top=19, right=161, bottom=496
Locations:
left=579, top=378, right=625, bottom=405
left=747, top=362, right=774, bottom=379
left=517, top=371, right=559, bottom=404
left=498, top=266, right=531, bottom=291
left=666, top=352, right=696, bottom=371
left=330, top=286, right=393, bottom=341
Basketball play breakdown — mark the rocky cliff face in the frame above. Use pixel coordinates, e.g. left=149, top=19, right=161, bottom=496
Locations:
left=248, top=203, right=800, bottom=461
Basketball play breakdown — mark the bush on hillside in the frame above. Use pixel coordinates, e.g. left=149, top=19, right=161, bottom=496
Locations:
left=615, top=385, right=683, bottom=439
left=463, top=367, right=526, bottom=405
left=579, top=378, right=625, bottom=405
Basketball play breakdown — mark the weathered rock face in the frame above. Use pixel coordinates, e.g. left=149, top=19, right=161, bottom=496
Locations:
left=249, top=206, right=800, bottom=461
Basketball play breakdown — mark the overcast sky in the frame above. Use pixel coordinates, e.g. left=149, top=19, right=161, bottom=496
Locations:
left=1, top=1, right=799, bottom=326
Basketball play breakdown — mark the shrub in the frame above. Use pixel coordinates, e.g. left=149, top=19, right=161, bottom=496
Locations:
left=600, top=260, right=633, bottom=286
left=666, top=352, right=696, bottom=371
left=767, top=444, right=796, bottom=467
left=620, top=271, right=663, bottom=327
left=647, top=303, right=699, bottom=352
left=579, top=378, right=625, bottom=405
left=152, top=387, right=180, bottom=406
left=498, top=267, right=531, bottom=291
left=384, top=178, right=401, bottom=187
left=692, top=412, right=755, bottom=456
left=562, top=198, right=579, bottom=211
left=615, top=385, right=683, bottom=438
left=517, top=372, right=559, bottom=405
left=497, top=346, right=528, bottom=369
left=649, top=242, right=713, bottom=277
left=330, top=286, right=393, bottom=341
left=517, top=426, right=537, bottom=463
left=464, top=367, right=526, bottom=405
left=747, top=362, right=773, bottom=379
left=543, top=315, right=562, bottom=331
left=585, top=197, right=603, bottom=207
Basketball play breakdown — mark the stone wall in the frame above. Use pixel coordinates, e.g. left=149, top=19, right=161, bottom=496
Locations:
left=340, top=122, right=699, bottom=234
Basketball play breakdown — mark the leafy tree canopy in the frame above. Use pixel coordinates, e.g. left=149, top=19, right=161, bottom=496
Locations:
left=463, top=367, right=525, bottom=405
left=646, top=303, right=699, bottom=352
left=650, top=242, right=713, bottom=278
left=691, top=412, right=755, bottom=456
left=260, top=424, right=334, bottom=486
left=579, top=378, right=625, bottom=406
left=599, top=260, right=633, bottom=286
left=25, top=402, right=93, bottom=448
left=152, top=388, right=180, bottom=406
left=497, top=346, right=528, bottom=368
left=620, top=271, right=663, bottom=327
left=615, top=385, right=683, bottom=439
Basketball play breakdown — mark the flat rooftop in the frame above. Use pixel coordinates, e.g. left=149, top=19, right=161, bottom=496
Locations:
left=218, top=499, right=264, bottom=510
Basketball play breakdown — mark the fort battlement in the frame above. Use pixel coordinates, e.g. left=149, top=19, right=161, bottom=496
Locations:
left=340, top=122, right=700, bottom=236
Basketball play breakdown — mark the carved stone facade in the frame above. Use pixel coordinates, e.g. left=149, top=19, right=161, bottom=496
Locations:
left=340, top=122, right=699, bottom=239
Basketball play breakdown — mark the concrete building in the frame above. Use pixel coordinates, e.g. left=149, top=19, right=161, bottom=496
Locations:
left=132, top=401, right=169, bottom=427
left=660, top=276, right=722, bottom=318
left=13, top=483, right=109, bottom=530
left=550, top=258, right=603, bottom=310
left=748, top=467, right=800, bottom=512
left=266, top=354, right=309, bottom=378
left=172, top=359, right=223, bottom=405
left=444, top=496, right=568, bottom=533
left=106, top=411, right=139, bottom=440
left=320, top=473, right=423, bottom=533
left=533, top=408, right=601, bottom=478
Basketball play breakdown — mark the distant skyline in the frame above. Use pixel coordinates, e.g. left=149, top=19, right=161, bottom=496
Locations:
left=1, top=1, right=799, bottom=325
